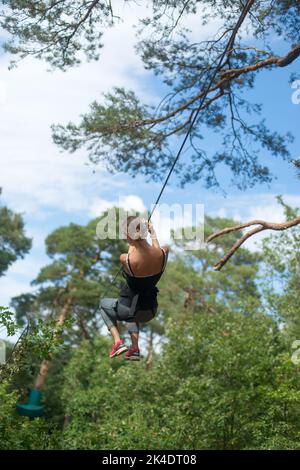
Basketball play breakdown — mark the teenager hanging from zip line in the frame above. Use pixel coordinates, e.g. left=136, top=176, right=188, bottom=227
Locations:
left=100, top=216, right=169, bottom=361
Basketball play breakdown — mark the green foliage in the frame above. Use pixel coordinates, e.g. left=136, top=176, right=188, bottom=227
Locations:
left=261, top=198, right=300, bottom=339
left=1, top=2, right=297, bottom=187
left=56, top=310, right=300, bottom=450
left=2, top=1, right=299, bottom=69
left=0, top=0, right=114, bottom=70
left=0, top=189, right=32, bottom=277
left=292, top=158, right=300, bottom=179
left=1, top=208, right=300, bottom=450
left=11, top=210, right=129, bottom=333
left=51, top=84, right=292, bottom=190
left=0, top=306, right=18, bottom=336
left=0, top=307, right=73, bottom=384
left=52, top=88, right=168, bottom=180
left=0, top=381, right=57, bottom=450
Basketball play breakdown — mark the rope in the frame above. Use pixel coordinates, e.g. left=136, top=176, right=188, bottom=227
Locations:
left=5, top=318, right=30, bottom=364
left=3, top=1, right=254, bottom=381
left=102, top=0, right=255, bottom=293
left=149, top=0, right=255, bottom=220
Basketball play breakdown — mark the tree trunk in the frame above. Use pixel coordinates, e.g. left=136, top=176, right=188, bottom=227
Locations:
left=146, top=327, right=154, bottom=371
left=33, top=295, right=73, bottom=390
left=79, top=315, right=91, bottom=340
left=34, top=359, right=51, bottom=390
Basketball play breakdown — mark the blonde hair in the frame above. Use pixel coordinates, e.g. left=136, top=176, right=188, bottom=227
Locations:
left=123, top=216, right=147, bottom=241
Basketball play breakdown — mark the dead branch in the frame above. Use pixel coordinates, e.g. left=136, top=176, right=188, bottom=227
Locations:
left=206, top=216, right=300, bottom=271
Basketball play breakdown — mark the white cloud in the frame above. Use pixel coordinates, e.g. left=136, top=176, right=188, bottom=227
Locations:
left=0, top=275, right=35, bottom=307
left=89, top=194, right=147, bottom=216
left=0, top=5, right=158, bottom=310
left=213, top=193, right=300, bottom=223
left=248, top=204, right=284, bottom=223
left=180, top=6, right=224, bottom=41
left=284, top=195, right=300, bottom=208
left=0, top=3, right=157, bottom=218
left=0, top=79, right=7, bottom=105
left=5, top=255, right=46, bottom=279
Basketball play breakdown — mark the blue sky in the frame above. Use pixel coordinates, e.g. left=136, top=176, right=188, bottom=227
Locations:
left=0, top=3, right=299, bottom=339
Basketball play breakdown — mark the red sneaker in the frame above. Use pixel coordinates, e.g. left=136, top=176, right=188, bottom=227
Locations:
left=109, top=340, right=127, bottom=358
left=125, top=347, right=140, bottom=361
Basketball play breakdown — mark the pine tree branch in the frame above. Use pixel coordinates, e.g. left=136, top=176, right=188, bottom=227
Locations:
left=221, top=43, right=300, bottom=80
left=119, top=43, right=300, bottom=133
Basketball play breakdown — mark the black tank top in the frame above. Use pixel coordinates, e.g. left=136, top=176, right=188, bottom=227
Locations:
left=121, top=248, right=167, bottom=310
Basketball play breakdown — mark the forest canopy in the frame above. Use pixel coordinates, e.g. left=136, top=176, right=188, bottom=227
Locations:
left=1, top=203, right=300, bottom=449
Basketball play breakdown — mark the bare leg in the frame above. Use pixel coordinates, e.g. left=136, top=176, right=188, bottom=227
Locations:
left=110, top=325, right=121, bottom=344
left=130, top=331, right=139, bottom=349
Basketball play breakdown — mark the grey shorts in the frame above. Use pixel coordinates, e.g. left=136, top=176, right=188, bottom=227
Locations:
left=99, top=298, right=156, bottom=334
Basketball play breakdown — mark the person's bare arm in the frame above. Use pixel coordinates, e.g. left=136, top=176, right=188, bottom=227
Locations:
left=147, top=221, right=160, bottom=249
left=119, top=253, right=127, bottom=266
left=120, top=253, right=132, bottom=275
left=146, top=221, right=170, bottom=256
left=162, top=245, right=170, bottom=255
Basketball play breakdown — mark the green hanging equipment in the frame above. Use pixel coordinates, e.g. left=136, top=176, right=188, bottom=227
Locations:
left=16, top=389, right=45, bottom=418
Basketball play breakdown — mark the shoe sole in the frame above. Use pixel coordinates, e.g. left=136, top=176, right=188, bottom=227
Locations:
left=110, top=346, right=128, bottom=358
left=125, top=356, right=140, bottom=361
